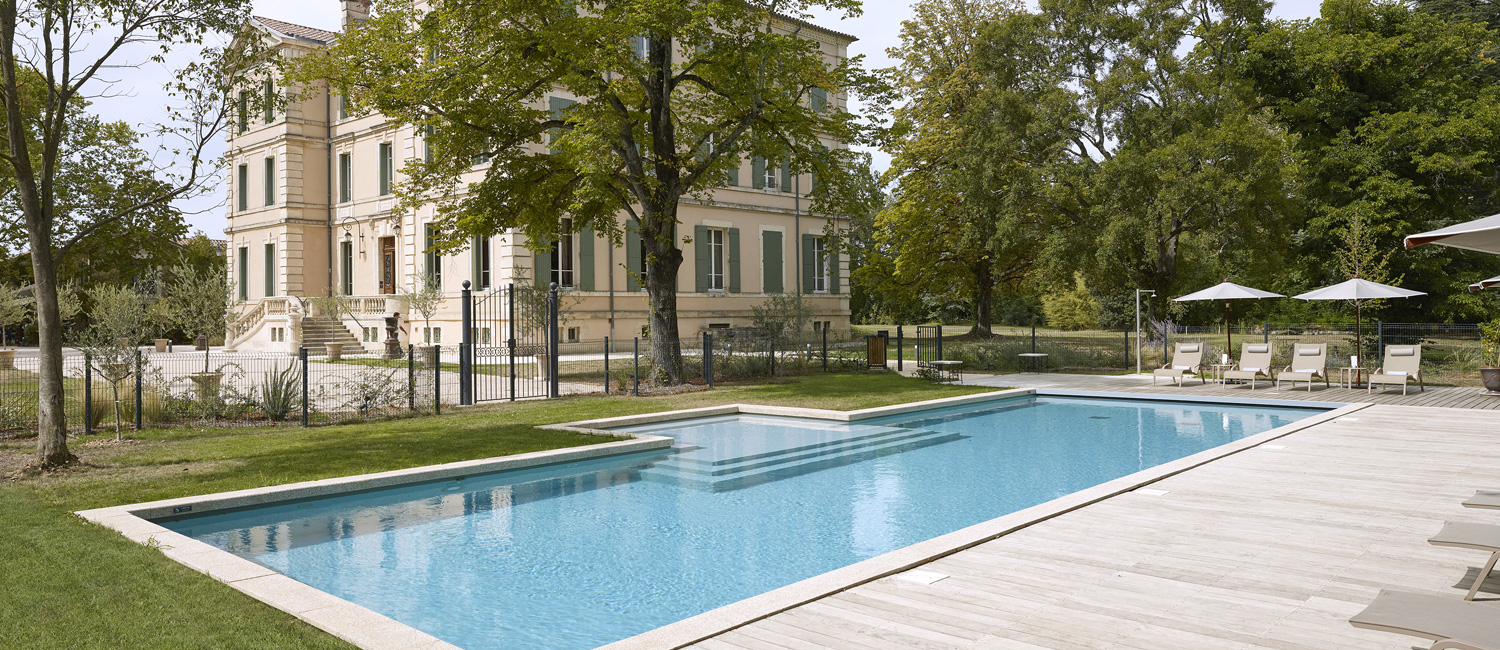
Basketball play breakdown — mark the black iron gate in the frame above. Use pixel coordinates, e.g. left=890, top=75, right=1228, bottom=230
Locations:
left=463, top=281, right=559, bottom=403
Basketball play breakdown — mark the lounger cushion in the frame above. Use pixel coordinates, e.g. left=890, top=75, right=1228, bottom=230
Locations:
left=1177, top=344, right=1199, bottom=353
left=1297, top=347, right=1321, bottom=356
left=1384, top=371, right=1410, bottom=376
left=1240, top=367, right=1262, bottom=373
left=1429, top=521, right=1500, bottom=553
left=1391, top=347, right=1416, bottom=356
left=1246, top=344, right=1269, bottom=353
left=1172, top=365, right=1193, bottom=370
left=1349, top=590, right=1500, bottom=642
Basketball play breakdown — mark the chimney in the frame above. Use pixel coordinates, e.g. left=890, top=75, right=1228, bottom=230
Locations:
left=341, top=0, right=370, bottom=31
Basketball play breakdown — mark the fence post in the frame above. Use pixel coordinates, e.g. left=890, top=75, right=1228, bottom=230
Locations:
left=83, top=352, right=92, bottom=436
left=936, top=326, right=944, bottom=361
left=1124, top=328, right=1129, bottom=367
left=133, top=348, right=143, bottom=431
left=704, top=332, right=713, bottom=389
left=548, top=282, right=560, bottom=399
left=1031, top=324, right=1037, bottom=354
left=508, top=283, right=516, bottom=402
left=897, top=326, right=903, bottom=371
left=408, top=344, right=416, bottom=411
left=300, top=346, right=309, bottom=426
left=1377, top=321, right=1383, bottom=358
left=822, top=327, right=828, bottom=371
left=1264, top=321, right=1269, bottom=344
left=633, top=336, right=639, bottom=397
left=434, top=344, right=442, bottom=414
left=770, top=338, right=776, bottom=375
left=460, top=280, right=472, bottom=406
left=603, top=336, right=610, bottom=394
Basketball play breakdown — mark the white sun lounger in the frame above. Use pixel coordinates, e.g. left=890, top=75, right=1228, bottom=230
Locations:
left=1152, top=342, right=1206, bottom=386
left=1276, top=343, right=1330, bottom=392
left=1221, top=342, right=1275, bottom=389
left=1429, top=522, right=1500, bottom=600
left=1466, top=490, right=1500, bottom=511
left=1370, top=344, right=1425, bottom=395
left=1351, top=590, right=1500, bottom=650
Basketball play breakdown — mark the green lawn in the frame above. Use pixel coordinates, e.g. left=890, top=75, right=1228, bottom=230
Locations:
left=0, top=372, right=992, bottom=649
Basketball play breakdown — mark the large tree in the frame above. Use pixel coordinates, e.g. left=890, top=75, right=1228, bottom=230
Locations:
left=294, top=0, right=874, bottom=383
left=0, top=0, right=254, bottom=467
left=1242, top=0, right=1500, bottom=321
left=873, top=0, right=1039, bottom=335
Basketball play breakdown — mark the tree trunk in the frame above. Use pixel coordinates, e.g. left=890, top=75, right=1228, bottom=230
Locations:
left=639, top=209, right=684, bottom=384
left=970, top=258, right=994, bottom=337
left=28, top=221, right=72, bottom=466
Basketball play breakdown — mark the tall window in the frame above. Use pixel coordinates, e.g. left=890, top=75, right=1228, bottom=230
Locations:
left=474, top=235, right=491, bottom=289
left=236, top=164, right=248, bottom=211
left=551, top=218, right=574, bottom=288
left=338, top=94, right=348, bottom=120
left=236, top=92, right=248, bottom=133
left=812, top=236, right=828, bottom=292
left=340, top=241, right=353, bottom=295
left=236, top=247, right=248, bottom=300
left=263, top=243, right=276, bottom=297
left=707, top=228, right=725, bottom=291
left=263, top=157, right=275, bottom=206
left=763, top=162, right=777, bottom=189
left=262, top=80, right=275, bottom=123
left=378, top=143, right=393, bottom=196
left=424, top=224, right=442, bottom=287
left=338, top=153, right=351, bottom=203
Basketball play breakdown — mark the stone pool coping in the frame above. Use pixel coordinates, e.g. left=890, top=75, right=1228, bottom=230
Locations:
left=76, top=388, right=1367, bottom=650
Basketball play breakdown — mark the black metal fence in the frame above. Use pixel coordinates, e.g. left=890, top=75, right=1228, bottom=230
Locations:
left=0, top=345, right=454, bottom=438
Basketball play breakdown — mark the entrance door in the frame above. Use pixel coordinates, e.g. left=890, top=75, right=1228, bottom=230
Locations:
left=380, top=236, right=396, bottom=294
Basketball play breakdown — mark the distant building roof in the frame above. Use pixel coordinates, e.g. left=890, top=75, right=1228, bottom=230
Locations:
left=776, top=13, right=858, bottom=43
left=252, top=16, right=338, bottom=44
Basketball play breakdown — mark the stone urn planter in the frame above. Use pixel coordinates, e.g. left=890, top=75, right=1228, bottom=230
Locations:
left=189, top=372, right=223, bottom=400
left=325, top=342, right=345, bottom=361
left=534, top=353, right=552, bottom=381
left=419, top=344, right=439, bottom=367
left=1482, top=367, right=1500, bottom=395
left=0, top=349, right=14, bottom=370
left=153, top=339, right=170, bottom=353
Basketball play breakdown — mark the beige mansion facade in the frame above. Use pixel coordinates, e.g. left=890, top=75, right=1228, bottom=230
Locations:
left=224, top=11, right=855, bottom=354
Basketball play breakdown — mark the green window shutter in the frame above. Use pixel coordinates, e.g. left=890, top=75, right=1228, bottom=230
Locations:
left=762, top=231, right=782, bottom=293
left=802, top=234, right=816, bottom=293
left=727, top=227, right=740, bottom=293
left=726, top=157, right=738, bottom=186
left=751, top=156, right=765, bottom=189
left=237, top=248, right=248, bottom=300
left=236, top=165, right=248, bottom=211
left=264, top=243, right=276, bottom=297
left=341, top=241, right=353, bottom=295
left=338, top=154, right=351, bottom=203
left=534, top=238, right=552, bottom=289
left=263, top=80, right=275, bottom=123
left=625, top=220, right=641, bottom=292
left=781, top=161, right=792, bottom=193
left=693, top=224, right=709, bottom=293
left=264, top=157, right=275, bottom=206
left=810, top=87, right=827, bottom=112
left=548, top=97, right=576, bottom=152
left=809, top=169, right=816, bottom=195
left=579, top=227, right=595, bottom=291
left=471, top=236, right=482, bottom=289
left=829, top=247, right=840, bottom=294
left=379, top=143, right=392, bottom=195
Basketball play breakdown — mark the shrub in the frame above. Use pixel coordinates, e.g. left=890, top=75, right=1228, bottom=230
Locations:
left=1041, top=273, right=1100, bottom=331
left=255, top=362, right=302, bottom=421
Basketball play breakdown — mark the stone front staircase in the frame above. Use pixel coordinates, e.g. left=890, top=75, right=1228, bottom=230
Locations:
left=300, top=317, right=365, bottom=355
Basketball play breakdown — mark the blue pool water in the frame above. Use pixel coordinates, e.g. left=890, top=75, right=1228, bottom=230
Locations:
left=158, top=395, right=1320, bottom=649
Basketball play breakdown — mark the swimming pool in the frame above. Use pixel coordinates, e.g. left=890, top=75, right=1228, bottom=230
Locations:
left=157, top=394, right=1323, bottom=649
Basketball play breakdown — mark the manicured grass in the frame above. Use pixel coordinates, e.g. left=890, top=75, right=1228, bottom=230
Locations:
left=0, top=372, right=992, bottom=649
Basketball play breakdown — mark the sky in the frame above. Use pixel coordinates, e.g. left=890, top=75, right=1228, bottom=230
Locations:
left=98, top=0, right=1327, bottom=240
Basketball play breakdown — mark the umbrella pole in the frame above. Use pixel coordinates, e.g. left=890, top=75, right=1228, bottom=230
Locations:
left=1224, top=301, right=1232, bottom=360
left=1355, top=301, right=1362, bottom=373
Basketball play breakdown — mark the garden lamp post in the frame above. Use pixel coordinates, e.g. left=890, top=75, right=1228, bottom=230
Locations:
left=1135, top=289, right=1155, bottom=374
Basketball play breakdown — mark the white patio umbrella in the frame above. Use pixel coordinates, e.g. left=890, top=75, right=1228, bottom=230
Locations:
left=1469, top=274, right=1500, bottom=292
left=1292, top=276, right=1425, bottom=369
left=1405, top=213, right=1500, bottom=254
left=1171, top=281, right=1284, bottom=356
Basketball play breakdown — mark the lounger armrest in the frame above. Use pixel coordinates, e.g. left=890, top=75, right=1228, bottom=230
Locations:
left=1432, top=640, right=1490, bottom=650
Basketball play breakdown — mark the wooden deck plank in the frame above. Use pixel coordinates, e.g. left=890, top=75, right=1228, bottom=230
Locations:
left=685, top=402, right=1500, bottom=650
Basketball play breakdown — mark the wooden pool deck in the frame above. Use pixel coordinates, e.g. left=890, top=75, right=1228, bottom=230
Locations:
left=687, top=385, right=1500, bottom=650
left=963, top=370, right=1500, bottom=410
